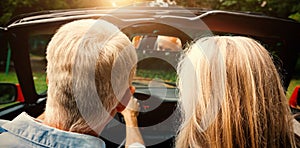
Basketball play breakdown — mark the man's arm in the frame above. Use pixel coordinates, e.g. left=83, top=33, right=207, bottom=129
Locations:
left=121, top=98, right=145, bottom=148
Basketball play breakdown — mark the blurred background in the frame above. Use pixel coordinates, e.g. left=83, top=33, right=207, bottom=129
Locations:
left=0, top=0, right=300, bottom=26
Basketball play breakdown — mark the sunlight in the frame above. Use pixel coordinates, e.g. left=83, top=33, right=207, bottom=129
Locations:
left=106, top=0, right=140, bottom=7
left=112, top=2, right=117, bottom=7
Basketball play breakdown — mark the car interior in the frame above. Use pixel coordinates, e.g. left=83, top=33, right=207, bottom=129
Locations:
left=0, top=7, right=299, bottom=147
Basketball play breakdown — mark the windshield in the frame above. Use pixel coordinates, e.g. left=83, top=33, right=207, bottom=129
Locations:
left=132, top=35, right=182, bottom=88
left=27, top=32, right=181, bottom=94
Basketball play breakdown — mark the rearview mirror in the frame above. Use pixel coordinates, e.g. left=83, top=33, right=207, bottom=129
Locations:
left=0, top=83, right=17, bottom=104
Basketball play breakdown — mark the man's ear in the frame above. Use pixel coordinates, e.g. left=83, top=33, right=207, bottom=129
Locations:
left=129, top=85, right=135, bottom=94
left=115, top=86, right=136, bottom=112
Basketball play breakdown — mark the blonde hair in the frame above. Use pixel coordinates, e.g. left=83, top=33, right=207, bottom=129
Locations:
left=176, top=36, right=296, bottom=148
left=45, top=19, right=137, bottom=134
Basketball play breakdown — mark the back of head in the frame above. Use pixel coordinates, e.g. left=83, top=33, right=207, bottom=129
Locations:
left=176, top=36, right=296, bottom=148
left=45, top=19, right=137, bottom=134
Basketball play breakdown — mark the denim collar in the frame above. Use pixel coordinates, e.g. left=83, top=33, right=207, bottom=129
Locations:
left=2, top=112, right=105, bottom=147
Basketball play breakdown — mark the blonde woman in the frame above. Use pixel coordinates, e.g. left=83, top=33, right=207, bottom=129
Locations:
left=176, top=36, right=299, bottom=148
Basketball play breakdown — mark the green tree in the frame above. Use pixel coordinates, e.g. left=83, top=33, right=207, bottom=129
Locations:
left=0, top=0, right=134, bottom=26
left=1, top=0, right=300, bottom=25
left=176, top=0, right=300, bottom=22
left=217, top=0, right=300, bottom=19
left=0, top=0, right=73, bottom=25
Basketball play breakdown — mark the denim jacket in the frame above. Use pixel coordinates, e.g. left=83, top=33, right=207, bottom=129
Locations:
left=0, top=112, right=106, bottom=147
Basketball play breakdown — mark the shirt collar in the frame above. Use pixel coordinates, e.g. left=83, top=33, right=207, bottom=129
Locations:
left=2, top=112, right=105, bottom=147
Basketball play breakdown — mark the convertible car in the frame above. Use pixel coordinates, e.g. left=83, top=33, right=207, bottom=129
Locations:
left=0, top=6, right=299, bottom=147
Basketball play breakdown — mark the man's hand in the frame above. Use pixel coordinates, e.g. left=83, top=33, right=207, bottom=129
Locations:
left=121, top=97, right=140, bottom=127
left=120, top=97, right=145, bottom=147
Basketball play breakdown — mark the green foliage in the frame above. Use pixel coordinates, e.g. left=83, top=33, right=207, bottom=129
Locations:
left=287, top=79, right=300, bottom=99
left=176, top=0, right=300, bottom=21
left=0, top=72, right=18, bottom=83
left=0, top=72, right=47, bottom=93
left=1, top=0, right=37, bottom=25
left=177, top=0, right=218, bottom=8
left=216, top=0, right=299, bottom=18
left=136, top=69, right=177, bottom=83
left=289, top=12, right=300, bottom=22
left=32, top=72, right=47, bottom=94
left=0, top=101, right=20, bottom=110
left=0, top=13, right=12, bottom=26
left=0, top=0, right=79, bottom=25
left=2, top=0, right=300, bottom=25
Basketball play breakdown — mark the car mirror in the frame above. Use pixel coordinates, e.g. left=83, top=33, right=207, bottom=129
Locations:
left=0, top=83, right=17, bottom=104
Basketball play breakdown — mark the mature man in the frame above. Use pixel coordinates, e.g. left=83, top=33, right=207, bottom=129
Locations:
left=0, top=19, right=144, bottom=147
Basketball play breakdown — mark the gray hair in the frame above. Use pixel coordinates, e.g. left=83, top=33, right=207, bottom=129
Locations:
left=45, top=19, right=137, bottom=134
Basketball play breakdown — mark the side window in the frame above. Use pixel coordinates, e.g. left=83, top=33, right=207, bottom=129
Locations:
left=28, top=34, right=52, bottom=94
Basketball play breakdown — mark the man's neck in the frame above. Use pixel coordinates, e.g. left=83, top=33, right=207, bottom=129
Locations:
left=41, top=117, right=100, bottom=137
